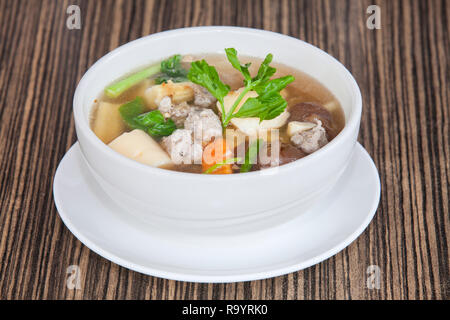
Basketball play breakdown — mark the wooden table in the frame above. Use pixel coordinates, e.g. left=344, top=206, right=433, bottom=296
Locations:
left=0, top=0, right=448, bottom=300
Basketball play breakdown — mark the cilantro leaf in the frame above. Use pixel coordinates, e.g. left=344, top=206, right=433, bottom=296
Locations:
left=187, top=48, right=295, bottom=128
left=253, top=75, right=295, bottom=97
left=225, top=48, right=252, bottom=84
left=155, top=55, right=189, bottom=84
left=187, top=59, right=230, bottom=118
left=232, top=97, right=264, bottom=118
left=154, top=74, right=189, bottom=84
left=234, top=75, right=294, bottom=121
left=253, top=53, right=276, bottom=84
left=223, top=50, right=294, bottom=125
left=160, top=54, right=184, bottom=76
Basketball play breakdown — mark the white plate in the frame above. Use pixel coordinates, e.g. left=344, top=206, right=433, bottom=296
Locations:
left=53, top=142, right=380, bottom=283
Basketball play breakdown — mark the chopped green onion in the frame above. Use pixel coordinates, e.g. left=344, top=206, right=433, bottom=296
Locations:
left=105, top=64, right=161, bottom=98
left=240, top=139, right=262, bottom=173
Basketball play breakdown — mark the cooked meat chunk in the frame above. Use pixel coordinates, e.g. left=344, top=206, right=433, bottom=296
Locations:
left=189, top=83, right=217, bottom=108
left=157, top=96, right=192, bottom=127
left=158, top=96, right=172, bottom=115
left=170, top=102, right=192, bottom=127
left=290, top=120, right=328, bottom=153
left=279, top=143, right=308, bottom=164
left=184, top=108, right=222, bottom=144
left=161, top=129, right=202, bottom=164
left=288, top=102, right=335, bottom=138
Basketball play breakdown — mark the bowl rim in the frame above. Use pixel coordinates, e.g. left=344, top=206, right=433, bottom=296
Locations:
left=73, top=26, right=362, bottom=181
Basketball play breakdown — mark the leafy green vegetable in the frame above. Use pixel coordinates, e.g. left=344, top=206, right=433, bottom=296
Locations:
left=233, top=76, right=294, bottom=121
left=202, top=157, right=241, bottom=174
left=147, top=118, right=177, bottom=137
left=154, top=74, right=189, bottom=84
left=222, top=48, right=294, bottom=126
left=253, top=75, right=295, bottom=97
left=187, top=59, right=231, bottom=122
left=253, top=53, right=276, bottom=85
left=119, top=97, right=147, bottom=130
left=105, top=55, right=189, bottom=98
left=240, top=139, right=262, bottom=173
left=105, top=65, right=161, bottom=99
left=119, top=97, right=177, bottom=137
left=135, top=109, right=165, bottom=127
left=187, top=48, right=294, bottom=128
left=225, top=48, right=252, bottom=85
left=155, top=55, right=189, bottom=84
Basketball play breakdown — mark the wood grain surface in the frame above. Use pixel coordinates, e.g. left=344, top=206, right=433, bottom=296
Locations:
left=0, top=0, right=448, bottom=300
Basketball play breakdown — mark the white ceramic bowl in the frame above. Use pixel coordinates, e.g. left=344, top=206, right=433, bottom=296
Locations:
left=73, top=27, right=362, bottom=228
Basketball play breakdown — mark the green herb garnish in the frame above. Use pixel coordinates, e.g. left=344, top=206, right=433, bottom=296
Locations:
left=203, top=157, right=241, bottom=174
left=223, top=48, right=294, bottom=126
left=118, top=97, right=147, bottom=130
left=187, top=48, right=294, bottom=128
left=187, top=59, right=231, bottom=123
left=105, top=55, right=189, bottom=98
left=240, top=139, right=262, bottom=173
left=134, top=108, right=165, bottom=127
left=119, top=97, right=177, bottom=138
left=146, top=118, right=177, bottom=137
left=154, top=55, right=189, bottom=84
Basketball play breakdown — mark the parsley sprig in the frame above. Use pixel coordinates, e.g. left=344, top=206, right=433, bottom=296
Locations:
left=187, top=60, right=231, bottom=123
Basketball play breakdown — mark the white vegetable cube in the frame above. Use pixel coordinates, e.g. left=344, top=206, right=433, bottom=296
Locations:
left=92, top=102, right=126, bottom=144
left=108, top=129, right=173, bottom=168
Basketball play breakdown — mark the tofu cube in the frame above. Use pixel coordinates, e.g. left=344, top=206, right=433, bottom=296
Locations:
left=92, top=102, right=127, bottom=144
left=108, top=129, right=173, bottom=168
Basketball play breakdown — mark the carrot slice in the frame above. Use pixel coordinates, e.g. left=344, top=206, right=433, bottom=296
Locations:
left=202, top=138, right=233, bottom=174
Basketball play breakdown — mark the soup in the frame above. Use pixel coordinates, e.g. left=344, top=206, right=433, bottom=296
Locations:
left=90, top=49, right=345, bottom=174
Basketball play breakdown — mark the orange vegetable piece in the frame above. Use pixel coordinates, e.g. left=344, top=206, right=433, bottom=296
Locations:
left=202, top=138, right=233, bottom=174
